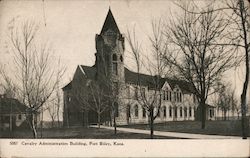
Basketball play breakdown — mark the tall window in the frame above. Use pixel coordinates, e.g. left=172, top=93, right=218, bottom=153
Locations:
left=112, top=54, right=118, bottom=75
left=180, top=107, right=183, bottom=117
left=163, top=91, right=166, bottom=100
left=174, top=92, right=177, bottom=102
left=189, top=107, right=192, bottom=117
left=184, top=107, right=187, bottom=117
left=163, top=106, right=167, bottom=117
left=169, top=106, right=172, bottom=117
left=127, top=104, right=131, bottom=118
left=180, top=93, right=182, bottom=102
left=141, top=87, right=146, bottom=98
left=142, top=107, right=146, bottom=118
left=134, top=104, right=138, bottom=117
left=174, top=106, right=177, bottom=118
left=166, top=91, right=169, bottom=101
left=169, top=91, right=172, bottom=101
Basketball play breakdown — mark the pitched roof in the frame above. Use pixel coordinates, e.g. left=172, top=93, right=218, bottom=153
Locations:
left=62, top=82, right=72, bottom=91
left=63, top=65, right=196, bottom=94
left=0, top=97, right=27, bottom=114
left=80, top=65, right=96, bottom=80
left=100, top=9, right=120, bottom=34
left=125, top=67, right=195, bottom=93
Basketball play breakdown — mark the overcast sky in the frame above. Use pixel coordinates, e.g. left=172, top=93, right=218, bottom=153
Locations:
left=0, top=0, right=246, bottom=120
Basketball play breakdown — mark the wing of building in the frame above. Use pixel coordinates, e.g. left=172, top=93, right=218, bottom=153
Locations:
left=62, top=9, right=215, bottom=127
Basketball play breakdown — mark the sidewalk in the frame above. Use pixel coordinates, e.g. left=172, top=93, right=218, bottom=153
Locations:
left=90, top=125, right=244, bottom=139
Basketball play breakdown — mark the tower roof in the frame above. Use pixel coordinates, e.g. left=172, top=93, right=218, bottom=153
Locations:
left=100, top=9, right=120, bottom=34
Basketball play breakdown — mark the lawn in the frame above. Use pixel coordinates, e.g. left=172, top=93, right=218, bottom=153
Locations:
left=119, top=120, right=250, bottom=136
left=0, top=126, right=173, bottom=139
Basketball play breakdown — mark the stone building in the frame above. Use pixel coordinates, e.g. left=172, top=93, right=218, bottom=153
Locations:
left=62, top=9, right=215, bottom=127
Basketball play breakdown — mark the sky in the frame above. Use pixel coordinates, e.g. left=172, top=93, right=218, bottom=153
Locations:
left=0, top=0, right=246, bottom=120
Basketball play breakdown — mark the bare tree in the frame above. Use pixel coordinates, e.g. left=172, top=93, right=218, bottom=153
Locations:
left=162, top=3, right=235, bottom=129
left=173, top=0, right=249, bottom=138
left=126, top=20, right=167, bottom=139
left=71, top=75, right=110, bottom=128
left=224, top=0, right=250, bottom=138
left=2, top=19, right=65, bottom=138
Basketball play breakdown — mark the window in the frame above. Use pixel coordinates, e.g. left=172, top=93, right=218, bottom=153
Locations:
left=174, top=106, right=177, bottom=118
left=112, top=54, right=118, bottom=75
left=180, top=93, right=182, bottom=102
left=134, top=105, right=138, bottom=117
left=180, top=107, right=183, bottom=117
left=210, top=109, right=213, bottom=118
left=114, top=102, right=119, bottom=117
left=166, top=91, right=169, bottom=101
left=176, top=92, right=179, bottom=102
left=163, top=91, right=166, bottom=100
left=174, top=92, right=177, bottom=102
left=142, top=107, right=146, bottom=118
left=184, top=107, right=187, bottom=117
left=141, top=88, right=146, bottom=98
left=189, top=107, right=192, bottom=117
left=120, top=55, right=123, bottom=62
left=127, top=104, right=131, bottom=118
left=163, top=106, right=166, bottom=117
left=169, top=91, right=172, bottom=101
left=169, top=106, right=172, bottom=117
left=18, top=114, right=22, bottom=120
left=112, top=54, right=117, bottom=61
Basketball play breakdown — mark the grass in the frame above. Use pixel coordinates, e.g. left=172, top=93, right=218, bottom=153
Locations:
left=119, top=120, right=250, bottom=136
left=0, top=126, right=173, bottom=139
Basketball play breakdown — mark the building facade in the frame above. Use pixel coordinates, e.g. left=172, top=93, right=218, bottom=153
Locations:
left=62, top=9, right=215, bottom=127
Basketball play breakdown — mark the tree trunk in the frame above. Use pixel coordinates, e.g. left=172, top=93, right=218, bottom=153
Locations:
left=239, top=0, right=249, bottom=139
left=113, top=111, right=117, bottom=135
left=201, top=99, right=206, bottom=129
left=150, top=107, right=154, bottom=139
left=223, top=110, right=227, bottom=121
left=98, top=113, right=101, bottom=128
left=31, top=114, right=38, bottom=138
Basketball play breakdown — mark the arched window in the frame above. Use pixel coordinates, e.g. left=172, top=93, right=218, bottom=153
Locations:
left=134, top=104, right=138, bottom=117
left=163, top=106, right=167, bottom=117
left=180, top=107, right=183, bottom=117
left=189, top=107, right=192, bottom=117
left=112, top=54, right=118, bottom=75
left=142, top=106, right=146, bottom=118
left=114, top=102, right=119, bottom=117
left=169, top=106, right=172, bottom=117
left=174, top=106, right=177, bottom=118
left=127, top=104, right=131, bottom=118
left=184, top=107, right=187, bottom=117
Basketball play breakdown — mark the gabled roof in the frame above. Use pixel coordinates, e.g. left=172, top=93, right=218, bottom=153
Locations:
left=0, top=97, right=27, bottom=114
left=62, top=82, right=72, bottom=91
left=100, top=9, right=120, bottom=34
left=80, top=65, right=96, bottom=80
left=125, top=67, right=195, bottom=93
left=63, top=65, right=196, bottom=94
